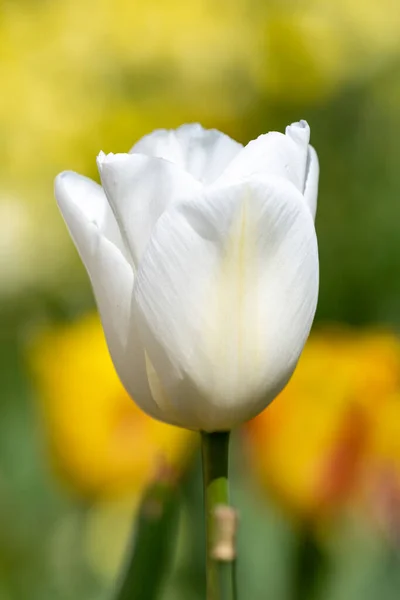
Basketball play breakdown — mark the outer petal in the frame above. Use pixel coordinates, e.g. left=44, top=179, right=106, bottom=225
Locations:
left=55, top=173, right=170, bottom=424
left=55, top=171, right=125, bottom=253
left=130, top=123, right=243, bottom=184
left=134, top=176, right=319, bottom=431
left=97, top=153, right=202, bottom=267
left=217, top=121, right=311, bottom=198
left=304, top=146, right=319, bottom=219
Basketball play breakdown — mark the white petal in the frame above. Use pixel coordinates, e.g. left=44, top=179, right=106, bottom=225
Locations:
left=130, top=123, right=243, bottom=184
left=130, top=129, right=184, bottom=165
left=122, top=302, right=183, bottom=425
left=55, top=173, right=169, bottom=424
left=55, top=171, right=126, bottom=254
left=304, top=146, right=319, bottom=219
left=55, top=173, right=133, bottom=353
left=134, top=176, right=319, bottom=431
left=217, top=120, right=310, bottom=194
left=97, top=152, right=202, bottom=267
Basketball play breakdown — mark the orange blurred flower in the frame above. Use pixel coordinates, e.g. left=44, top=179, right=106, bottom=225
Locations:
left=29, top=312, right=195, bottom=498
left=246, top=328, right=400, bottom=533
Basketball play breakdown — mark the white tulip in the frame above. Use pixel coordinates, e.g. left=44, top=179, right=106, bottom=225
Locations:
left=55, top=122, right=319, bottom=431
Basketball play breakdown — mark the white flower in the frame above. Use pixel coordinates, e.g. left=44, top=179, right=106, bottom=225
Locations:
left=55, top=122, right=319, bottom=431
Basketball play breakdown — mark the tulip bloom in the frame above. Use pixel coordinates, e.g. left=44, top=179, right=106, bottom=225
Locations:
left=55, top=122, right=319, bottom=431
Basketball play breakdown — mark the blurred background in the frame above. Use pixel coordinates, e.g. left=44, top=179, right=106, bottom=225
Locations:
left=1, top=0, right=400, bottom=598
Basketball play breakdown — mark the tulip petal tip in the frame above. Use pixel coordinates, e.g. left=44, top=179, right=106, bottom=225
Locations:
left=96, top=150, right=112, bottom=168
left=54, top=171, right=74, bottom=197
left=96, top=152, right=132, bottom=172
left=55, top=170, right=72, bottom=182
left=286, top=119, right=310, bottom=146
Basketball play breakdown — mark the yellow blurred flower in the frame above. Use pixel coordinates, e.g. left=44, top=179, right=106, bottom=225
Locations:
left=246, top=328, right=400, bottom=529
left=0, top=0, right=258, bottom=185
left=29, top=312, right=195, bottom=498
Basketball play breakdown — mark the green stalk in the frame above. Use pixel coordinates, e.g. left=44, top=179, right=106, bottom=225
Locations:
left=201, top=431, right=237, bottom=600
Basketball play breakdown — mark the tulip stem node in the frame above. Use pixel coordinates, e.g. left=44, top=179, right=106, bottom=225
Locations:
left=211, top=504, right=238, bottom=561
left=201, top=430, right=237, bottom=600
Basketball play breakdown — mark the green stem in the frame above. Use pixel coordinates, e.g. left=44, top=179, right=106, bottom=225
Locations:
left=201, top=431, right=237, bottom=600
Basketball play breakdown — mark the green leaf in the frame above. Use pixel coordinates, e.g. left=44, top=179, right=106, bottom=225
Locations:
left=113, top=477, right=180, bottom=600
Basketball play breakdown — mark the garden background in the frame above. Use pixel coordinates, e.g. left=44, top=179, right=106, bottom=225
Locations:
left=1, top=1, right=400, bottom=598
